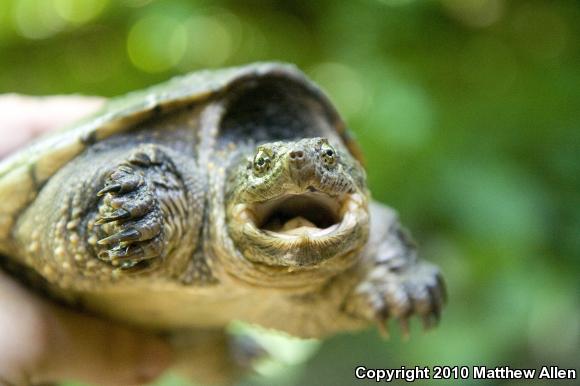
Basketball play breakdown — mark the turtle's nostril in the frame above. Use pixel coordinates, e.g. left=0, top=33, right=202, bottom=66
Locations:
left=289, top=150, right=305, bottom=161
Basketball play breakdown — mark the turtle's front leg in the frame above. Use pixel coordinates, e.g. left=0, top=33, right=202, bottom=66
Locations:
left=14, top=142, right=204, bottom=287
left=345, top=202, right=446, bottom=336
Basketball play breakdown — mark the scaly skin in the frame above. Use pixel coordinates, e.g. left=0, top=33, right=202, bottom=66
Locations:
left=225, top=137, right=368, bottom=268
left=213, top=135, right=445, bottom=337
left=2, top=68, right=446, bottom=385
left=12, top=122, right=205, bottom=289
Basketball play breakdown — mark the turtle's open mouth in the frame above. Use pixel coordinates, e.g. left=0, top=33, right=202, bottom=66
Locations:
left=229, top=188, right=368, bottom=267
left=232, top=190, right=365, bottom=240
left=257, top=192, right=341, bottom=237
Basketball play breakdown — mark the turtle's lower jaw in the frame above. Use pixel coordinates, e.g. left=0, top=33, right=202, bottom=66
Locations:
left=229, top=191, right=369, bottom=267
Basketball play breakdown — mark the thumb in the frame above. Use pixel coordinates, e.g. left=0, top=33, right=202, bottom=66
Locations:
left=0, top=94, right=104, bottom=158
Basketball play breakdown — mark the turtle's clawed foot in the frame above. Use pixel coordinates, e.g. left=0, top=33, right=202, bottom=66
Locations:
left=92, top=145, right=184, bottom=272
left=356, top=262, right=447, bottom=338
left=172, top=331, right=269, bottom=385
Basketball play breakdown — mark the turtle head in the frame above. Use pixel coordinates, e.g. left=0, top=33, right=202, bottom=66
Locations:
left=225, top=137, right=369, bottom=268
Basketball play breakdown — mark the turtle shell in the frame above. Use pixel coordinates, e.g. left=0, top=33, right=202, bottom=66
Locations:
left=0, top=62, right=363, bottom=250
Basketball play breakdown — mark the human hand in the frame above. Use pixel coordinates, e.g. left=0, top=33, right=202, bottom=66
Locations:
left=0, top=95, right=172, bottom=386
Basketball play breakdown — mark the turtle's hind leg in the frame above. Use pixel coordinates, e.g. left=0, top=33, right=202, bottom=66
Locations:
left=171, top=329, right=268, bottom=385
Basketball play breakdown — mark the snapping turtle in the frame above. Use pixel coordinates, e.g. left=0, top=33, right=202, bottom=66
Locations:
left=0, top=63, right=446, bottom=383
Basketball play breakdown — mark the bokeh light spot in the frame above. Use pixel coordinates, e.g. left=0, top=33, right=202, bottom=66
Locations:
left=127, top=15, right=187, bottom=73
left=309, top=62, right=369, bottom=120
left=13, top=0, right=67, bottom=39
left=122, top=0, right=153, bottom=7
left=53, top=0, right=108, bottom=24
left=0, top=3, right=11, bottom=43
left=180, top=14, right=233, bottom=68
left=237, top=21, right=269, bottom=61
left=442, top=0, right=504, bottom=28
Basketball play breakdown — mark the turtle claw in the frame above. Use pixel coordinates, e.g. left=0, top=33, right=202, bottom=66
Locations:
left=421, top=312, right=439, bottom=330
left=98, top=228, right=141, bottom=245
left=129, top=152, right=152, bottom=166
left=109, top=242, right=161, bottom=261
left=98, top=165, right=143, bottom=197
left=375, top=317, right=390, bottom=340
left=399, top=317, right=410, bottom=340
left=97, top=183, right=122, bottom=196
left=435, top=273, right=448, bottom=304
left=128, top=146, right=165, bottom=167
left=95, top=208, right=131, bottom=224
left=97, top=236, right=164, bottom=272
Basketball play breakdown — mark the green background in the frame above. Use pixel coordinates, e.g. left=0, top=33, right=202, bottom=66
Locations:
left=1, top=0, right=578, bottom=385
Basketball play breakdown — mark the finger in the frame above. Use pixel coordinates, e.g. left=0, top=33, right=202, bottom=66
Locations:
left=0, top=271, right=172, bottom=386
left=37, top=306, right=172, bottom=386
left=0, top=94, right=104, bottom=158
left=0, top=271, right=48, bottom=385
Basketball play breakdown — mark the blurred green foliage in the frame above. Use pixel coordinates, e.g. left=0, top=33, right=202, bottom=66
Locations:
left=1, top=0, right=578, bottom=385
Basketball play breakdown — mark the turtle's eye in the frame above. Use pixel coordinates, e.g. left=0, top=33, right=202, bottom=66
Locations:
left=320, top=143, right=337, bottom=167
left=253, top=149, right=272, bottom=175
